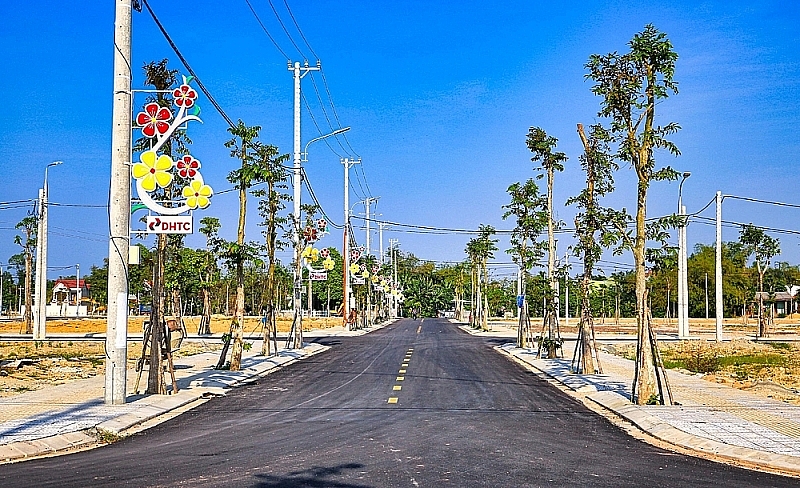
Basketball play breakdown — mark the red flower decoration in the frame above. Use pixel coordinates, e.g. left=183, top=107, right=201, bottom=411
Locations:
left=303, top=227, right=318, bottom=243
left=176, top=155, right=201, bottom=178
left=136, top=102, right=172, bottom=138
left=173, top=84, right=197, bottom=108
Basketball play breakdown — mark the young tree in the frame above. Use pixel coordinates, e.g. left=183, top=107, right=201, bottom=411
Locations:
left=253, top=142, right=290, bottom=355
left=13, top=215, right=37, bottom=334
left=526, top=127, right=566, bottom=356
left=568, top=123, right=627, bottom=373
left=586, top=25, right=681, bottom=404
left=739, top=224, right=780, bottom=337
left=198, top=217, right=220, bottom=335
left=465, top=225, right=497, bottom=330
left=502, top=179, right=548, bottom=348
left=220, top=120, right=269, bottom=371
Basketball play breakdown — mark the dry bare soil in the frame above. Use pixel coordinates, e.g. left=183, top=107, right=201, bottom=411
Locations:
left=0, top=315, right=341, bottom=398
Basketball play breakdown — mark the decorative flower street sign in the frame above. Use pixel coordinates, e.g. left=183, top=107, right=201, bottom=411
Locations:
left=301, top=218, right=335, bottom=279
left=131, top=76, right=213, bottom=216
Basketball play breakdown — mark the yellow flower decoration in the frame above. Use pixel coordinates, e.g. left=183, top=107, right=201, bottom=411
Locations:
left=360, top=270, right=370, bottom=279
left=322, top=257, right=335, bottom=270
left=370, top=275, right=378, bottom=283
left=182, top=179, right=213, bottom=209
left=132, top=150, right=173, bottom=192
left=301, top=246, right=320, bottom=263
left=349, top=263, right=360, bottom=275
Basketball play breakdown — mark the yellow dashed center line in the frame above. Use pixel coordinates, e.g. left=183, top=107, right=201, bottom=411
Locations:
left=389, top=349, right=415, bottom=404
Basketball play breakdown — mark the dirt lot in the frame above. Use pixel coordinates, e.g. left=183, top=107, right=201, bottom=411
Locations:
left=0, top=315, right=342, bottom=398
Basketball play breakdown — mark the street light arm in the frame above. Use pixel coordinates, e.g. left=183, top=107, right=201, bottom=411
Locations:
left=302, top=127, right=351, bottom=161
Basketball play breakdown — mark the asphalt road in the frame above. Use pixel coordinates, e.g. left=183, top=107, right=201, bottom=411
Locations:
left=2, top=318, right=796, bottom=487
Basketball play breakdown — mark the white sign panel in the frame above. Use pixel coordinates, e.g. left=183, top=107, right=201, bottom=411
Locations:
left=309, top=271, right=328, bottom=281
left=352, top=277, right=366, bottom=285
left=146, top=215, right=193, bottom=234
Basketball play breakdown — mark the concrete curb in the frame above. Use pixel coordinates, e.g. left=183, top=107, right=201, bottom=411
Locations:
left=493, top=343, right=800, bottom=477
left=0, top=318, right=398, bottom=464
left=0, top=343, right=331, bottom=463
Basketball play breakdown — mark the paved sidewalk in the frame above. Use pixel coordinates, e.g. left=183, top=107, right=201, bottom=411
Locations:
left=459, top=322, right=800, bottom=476
left=0, top=321, right=391, bottom=463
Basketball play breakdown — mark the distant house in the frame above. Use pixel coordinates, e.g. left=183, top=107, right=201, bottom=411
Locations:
left=50, top=278, right=91, bottom=316
left=753, top=290, right=796, bottom=317
left=51, top=279, right=90, bottom=305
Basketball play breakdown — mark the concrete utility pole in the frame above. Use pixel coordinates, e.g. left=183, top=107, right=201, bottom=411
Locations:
left=363, top=197, right=379, bottom=257
left=105, top=0, right=133, bottom=405
left=289, top=60, right=320, bottom=346
left=677, top=172, right=690, bottom=339
left=342, top=158, right=361, bottom=330
left=715, top=191, right=723, bottom=342
left=378, top=222, right=389, bottom=265
left=564, top=252, right=569, bottom=329
left=390, top=239, right=399, bottom=317
left=33, top=188, right=44, bottom=337
left=76, top=263, right=81, bottom=317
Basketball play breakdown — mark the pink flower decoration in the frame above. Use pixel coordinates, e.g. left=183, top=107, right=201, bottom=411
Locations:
left=317, top=219, right=328, bottom=231
left=320, top=248, right=331, bottom=259
left=173, top=84, right=197, bottom=108
left=176, top=155, right=201, bottom=178
left=136, top=102, right=172, bottom=138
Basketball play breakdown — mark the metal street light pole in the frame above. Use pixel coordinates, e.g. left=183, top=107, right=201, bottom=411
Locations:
left=677, top=171, right=690, bottom=339
left=33, top=160, right=62, bottom=340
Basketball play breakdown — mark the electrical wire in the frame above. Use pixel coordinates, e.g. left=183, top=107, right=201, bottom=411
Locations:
left=243, top=0, right=290, bottom=60
left=691, top=215, right=800, bottom=237
left=724, top=194, right=800, bottom=210
left=301, top=167, right=342, bottom=229
left=302, top=92, right=344, bottom=158
left=141, top=0, right=235, bottom=129
left=282, top=0, right=318, bottom=60
left=267, top=0, right=305, bottom=58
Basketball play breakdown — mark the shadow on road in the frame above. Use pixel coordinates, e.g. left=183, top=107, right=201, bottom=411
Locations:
left=253, top=463, right=370, bottom=487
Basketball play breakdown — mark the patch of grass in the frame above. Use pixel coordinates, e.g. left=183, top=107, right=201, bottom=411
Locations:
left=770, top=342, right=791, bottom=351
left=717, top=354, right=785, bottom=368
left=93, top=429, right=124, bottom=444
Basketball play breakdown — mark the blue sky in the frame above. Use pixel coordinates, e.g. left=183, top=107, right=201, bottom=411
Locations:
left=1, top=0, right=799, bottom=283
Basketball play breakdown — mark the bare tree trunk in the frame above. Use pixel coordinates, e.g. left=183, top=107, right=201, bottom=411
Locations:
left=198, top=288, right=211, bottom=334
left=147, top=233, right=167, bottom=394
left=633, top=181, right=657, bottom=404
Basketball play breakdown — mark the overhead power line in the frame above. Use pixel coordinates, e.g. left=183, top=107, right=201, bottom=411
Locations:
left=141, top=0, right=235, bottom=128
left=244, top=0, right=290, bottom=59
left=724, top=194, right=800, bottom=210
